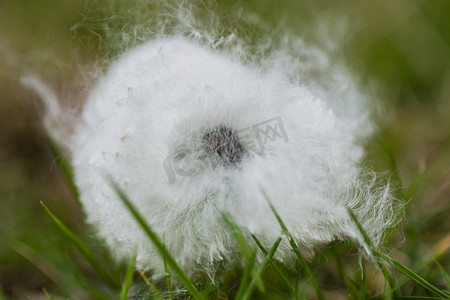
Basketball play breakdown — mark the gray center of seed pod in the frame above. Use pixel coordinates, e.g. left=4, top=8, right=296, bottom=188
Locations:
left=203, top=125, right=245, bottom=166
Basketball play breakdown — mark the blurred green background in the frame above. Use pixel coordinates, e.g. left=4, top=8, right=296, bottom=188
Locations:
left=0, top=0, right=449, bottom=299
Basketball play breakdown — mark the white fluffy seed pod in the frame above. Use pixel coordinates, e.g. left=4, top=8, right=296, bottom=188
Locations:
left=25, top=1, right=401, bottom=281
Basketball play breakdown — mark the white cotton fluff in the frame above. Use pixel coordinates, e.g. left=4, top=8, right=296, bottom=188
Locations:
left=24, top=2, right=400, bottom=281
left=64, top=34, right=399, bottom=279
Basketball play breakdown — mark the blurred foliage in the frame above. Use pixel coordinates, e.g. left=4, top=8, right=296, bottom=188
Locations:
left=0, top=0, right=449, bottom=299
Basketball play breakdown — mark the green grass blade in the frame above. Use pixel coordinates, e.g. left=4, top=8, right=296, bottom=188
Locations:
left=90, top=290, right=113, bottom=300
left=346, top=208, right=377, bottom=251
left=377, top=130, right=403, bottom=199
left=347, top=207, right=395, bottom=298
left=45, top=135, right=79, bottom=199
left=242, top=237, right=282, bottom=300
left=262, top=190, right=326, bottom=300
left=221, top=211, right=264, bottom=296
left=109, top=180, right=205, bottom=300
left=221, top=212, right=264, bottom=299
left=221, top=211, right=253, bottom=261
left=119, top=251, right=137, bottom=300
left=42, top=288, right=55, bottom=300
left=137, top=269, right=164, bottom=300
left=329, top=246, right=360, bottom=299
left=377, top=252, right=449, bottom=298
left=200, top=284, right=219, bottom=298
left=398, top=233, right=450, bottom=290
left=77, top=275, right=118, bottom=300
left=94, top=287, right=118, bottom=300
left=251, top=234, right=296, bottom=294
left=7, top=238, right=63, bottom=286
left=385, top=170, right=425, bottom=248
left=403, top=170, right=425, bottom=202
left=235, top=255, right=257, bottom=300
left=346, top=276, right=361, bottom=290
left=40, top=201, right=120, bottom=291
left=351, top=204, right=449, bottom=298
left=163, top=232, right=173, bottom=300
left=434, top=260, right=450, bottom=289
left=359, top=260, right=368, bottom=300
left=294, top=260, right=301, bottom=298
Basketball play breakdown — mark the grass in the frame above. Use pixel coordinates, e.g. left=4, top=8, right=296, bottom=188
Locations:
left=40, top=202, right=120, bottom=292
left=0, top=0, right=449, bottom=299
left=108, top=180, right=205, bottom=300
left=262, top=190, right=326, bottom=300
left=34, top=179, right=450, bottom=299
left=119, top=252, right=137, bottom=300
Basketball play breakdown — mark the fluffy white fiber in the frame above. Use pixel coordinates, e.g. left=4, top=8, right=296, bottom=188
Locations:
left=27, top=1, right=401, bottom=281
